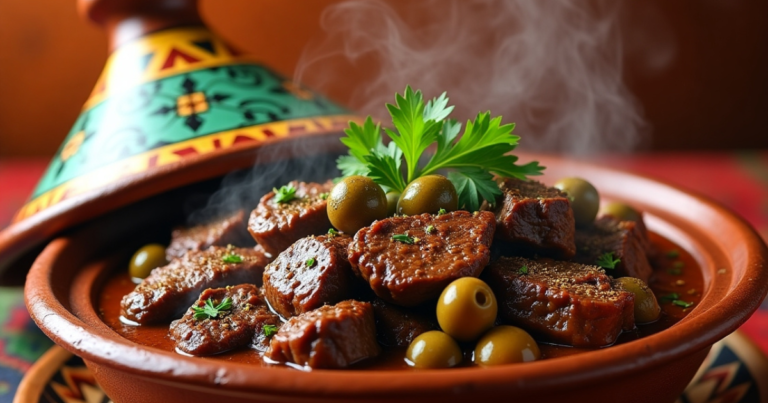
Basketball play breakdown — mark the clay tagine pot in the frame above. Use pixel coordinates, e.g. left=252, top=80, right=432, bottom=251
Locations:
left=0, top=0, right=359, bottom=275
left=24, top=154, right=768, bottom=403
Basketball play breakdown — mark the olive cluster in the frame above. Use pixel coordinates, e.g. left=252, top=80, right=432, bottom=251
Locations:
left=405, top=277, right=540, bottom=369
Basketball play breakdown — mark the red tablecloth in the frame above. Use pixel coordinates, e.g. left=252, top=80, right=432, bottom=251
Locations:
left=1, top=152, right=767, bottom=400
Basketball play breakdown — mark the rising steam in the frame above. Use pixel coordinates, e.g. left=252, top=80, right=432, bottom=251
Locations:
left=295, top=0, right=654, bottom=154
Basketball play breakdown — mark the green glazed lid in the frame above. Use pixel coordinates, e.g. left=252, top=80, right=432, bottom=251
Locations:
left=0, top=16, right=361, bottom=273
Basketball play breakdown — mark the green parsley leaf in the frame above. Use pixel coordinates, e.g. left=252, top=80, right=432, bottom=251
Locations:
left=673, top=261, right=685, bottom=269
left=336, top=87, right=543, bottom=208
left=666, top=250, right=680, bottom=259
left=392, top=234, right=415, bottom=244
left=596, top=252, right=621, bottom=269
left=518, top=266, right=529, bottom=275
left=437, top=208, right=447, bottom=216
left=273, top=184, right=297, bottom=204
left=448, top=168, right=502, bottom=212
left=306, top=257, right=316, bottom=267
left=659, top=293, right=679, bottom=302
left=222, top=253, right=243, bottom=264
left=192, top=297, right=233, bottom=321
left=425, top=225, right=435, bottom=234
left=319, top=192, right=329, bottom=200
left=672, top=300, right=694, bottom=308
left=263, top=324, right=278, bottom=337
left=667, top=268, right=682, bottom=275
left=328, top=228, right=338, bottom=236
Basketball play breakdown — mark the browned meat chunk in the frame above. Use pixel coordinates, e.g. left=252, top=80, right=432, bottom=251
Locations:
left=598, top=210, right=656, bottom=258
left=248, top=181, right=333, bottom=256
left=483, top=256, right=635, bottom=347
left=263, top=234, right=357, bottom=318
left=166, top=210, right=254, bottom=261
left=169, top=284, right=280, bottom=355
left=120, top=246, right=269, bottom=325
left=371, top=299, right=437, bottom=347
left=266, top=300, right=379, bottom=369
left=493, top=178, right=576, bottom=259
left=348, top=211, right=496, bottom=306
left=574, top=216, right=653, bottom=282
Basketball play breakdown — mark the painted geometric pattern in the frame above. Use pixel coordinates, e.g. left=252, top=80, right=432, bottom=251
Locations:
left=39, top=355, right=111, bottom=403
left=15, top=27, right=357, bottom=223
left=678, top=344, right=760, bottom=403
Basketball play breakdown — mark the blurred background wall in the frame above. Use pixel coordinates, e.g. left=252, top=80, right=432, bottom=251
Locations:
left=0, top=0, right=766, bottom=158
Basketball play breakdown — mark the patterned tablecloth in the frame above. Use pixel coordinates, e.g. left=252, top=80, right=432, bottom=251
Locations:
left=0, top=151, right=766, bottom=402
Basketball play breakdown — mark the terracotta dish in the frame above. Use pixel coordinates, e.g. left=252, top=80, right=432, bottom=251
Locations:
left=25, top=152, right=768, bottom=403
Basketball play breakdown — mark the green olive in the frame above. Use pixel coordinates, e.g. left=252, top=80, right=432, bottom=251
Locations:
left=553, top=177, right=600, bottom=227
left=437, top=277, right=498, bottom=342
left=386, top=191, right=401, bottom=216
left=614, top=277, right=661, bottom=323
left=328, top=176, right=388, bottom=234
left=474, top=326, right=540, bottom=366
left=129, top=244, right=167, bottom=281
left=397, top=175, right=458, bottom=216
left=405, top=330, right=463, bottom=368
left=600, top=202, right=641, bottom=222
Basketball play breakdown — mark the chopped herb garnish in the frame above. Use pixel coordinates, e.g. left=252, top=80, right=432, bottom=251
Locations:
left=596, top=252, right=620, bottom=269
left=319, top=192, right=330, bottom=200
left=328, top=228, right=338, bottom=237
left=306, top=257, right=316, bottom=267
left=659, top=293, right=679, bottom=302
left=518, top=266, right=529, bottom=275
left=336, top=87, right=543, bottom=211
left=273, top=184, right=297, bottom=204
left=666, top=250, right=680, bottom=259
left=222, top=253, right=243, bottom=264
left=673, top=261, right=685, bottom=269
left=192, top=297, right=233, bottom=321
left=437, top=208, right=447, bottom=216
left=667, top=268, right=682, bottom=275
left=392, top=234, right=415, bottom=244
left=426, top=225, right=435, bottom=234
left=263, top=324, right=278, bottom=337
left=672, top=300, right=694, bottom=308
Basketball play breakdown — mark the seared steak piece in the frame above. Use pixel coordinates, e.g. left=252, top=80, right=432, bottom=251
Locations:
left=170, top=284, right=280, bottom=355
left=266, top=300, right=379, bottom=369
left=248, top=181, right=333, bottom=256
left=371, top=299, right=437, bottom=347
left=263, top=234, right=356, bottom=319
left=597, top=210, right=656, bottom=258
left=492, top=178, right=576, bottom=259
left=348, top=211, right=496, bottom=306
left=574, top=216, right=653, bottom=282
left=120, top=246, right=269, bottom=325
left=166, top=210, right=254, bottom=261
left=483, top=256, right=635, bottom=347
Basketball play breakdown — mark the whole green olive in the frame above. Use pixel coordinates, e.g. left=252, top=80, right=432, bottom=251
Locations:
left=614, top=277, right=661, bottom=323
left=437, top=277, right=498, bottom=342
left=397, top=175, right=458, bottom=216
left=386, top=191, right=401, bottom=216
left=600, top=202, right=641, bottom=222
left=474, top=326, right=540, bottom=366
left=327, top=176, right=388, bottom=234
left=405, top=330, right=463, bottom=369
left=553, top=177, right=600, bottom=227
left=129, top=244, right=167, bottom=281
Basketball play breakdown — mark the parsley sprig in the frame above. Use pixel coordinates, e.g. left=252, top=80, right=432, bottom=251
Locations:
left=392, top=234, right=415, bottom=244
left=596, top=252, right=621, bottom=269
left=273, top=184, right=297, bottom=204
left=263, top=324, right=278, bottom=337
left=337, top=87, right=544, bottom=211
left=222, top=253, right=243, bottom=264
left=192, top=297, right=233, bottom=321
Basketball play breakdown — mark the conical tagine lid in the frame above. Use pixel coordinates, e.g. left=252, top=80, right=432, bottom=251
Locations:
left=0, top=0, right=361, bottom=274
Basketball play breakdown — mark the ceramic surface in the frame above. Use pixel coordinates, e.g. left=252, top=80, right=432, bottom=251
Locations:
left=24, top=154, right=768, bottom=403
left=18, top=331, right=768, bottom=403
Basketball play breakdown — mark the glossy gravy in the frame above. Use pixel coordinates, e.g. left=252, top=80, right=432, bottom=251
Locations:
left=98, top=232, right=703, bottom=369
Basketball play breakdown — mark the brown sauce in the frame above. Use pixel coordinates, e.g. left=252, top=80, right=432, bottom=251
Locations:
left=98, top=231, right=703, bottom=370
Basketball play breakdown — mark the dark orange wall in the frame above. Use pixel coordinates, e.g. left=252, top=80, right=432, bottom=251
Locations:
left=0, top=0, right=766, bottom=157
